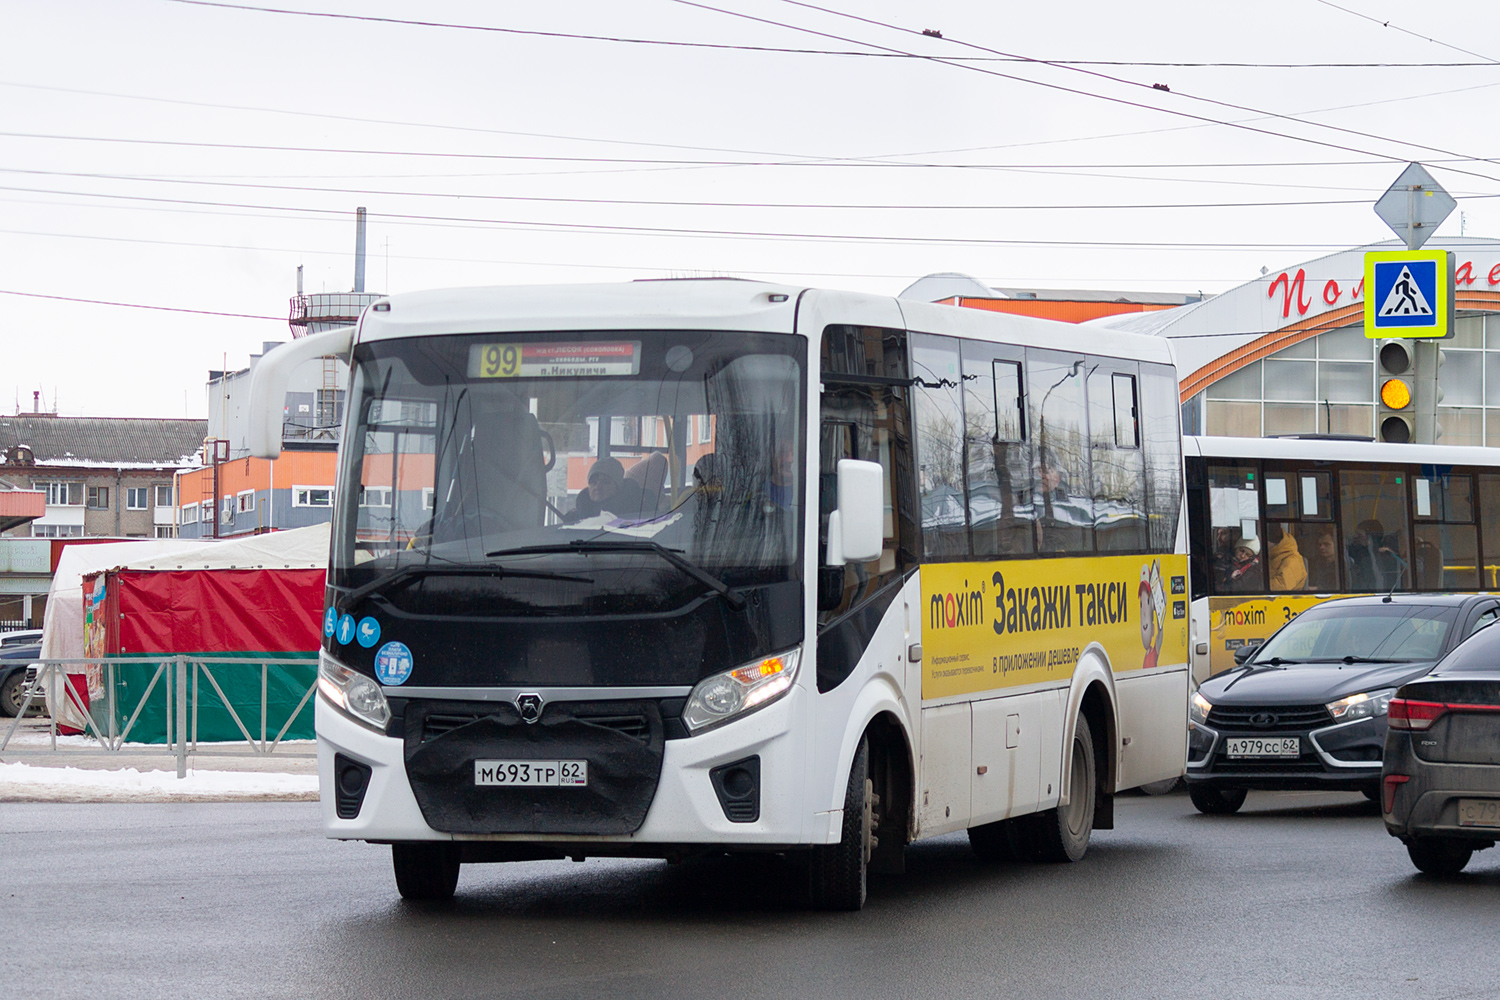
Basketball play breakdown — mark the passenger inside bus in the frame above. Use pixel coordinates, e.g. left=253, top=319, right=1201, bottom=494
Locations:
left=565, top=456, right=645, bottom=523
left=1216, top=534, right=1262, bottom=592
left=1266, top=523, right=1308, bottom=591
left=1346, top=519, right=1406, bottom=591
left=1306, top=526, right=1341, bottom=591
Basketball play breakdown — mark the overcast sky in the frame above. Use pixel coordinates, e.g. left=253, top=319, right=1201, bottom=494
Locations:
left=4, top=0, right=1500, bottom=418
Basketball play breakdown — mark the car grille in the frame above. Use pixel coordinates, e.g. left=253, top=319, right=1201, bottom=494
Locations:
left=1207, top=704, right=1332, bottom=732
left=1210, top=756, right=1325, bottom=773
left=420, top=708, right=651, bottom=743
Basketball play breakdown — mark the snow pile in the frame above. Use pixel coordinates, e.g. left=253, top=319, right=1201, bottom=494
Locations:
left=0, top=761, right=320, bottom=803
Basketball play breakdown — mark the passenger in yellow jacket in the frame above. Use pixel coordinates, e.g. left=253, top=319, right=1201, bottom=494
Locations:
left=1267, top=525, right=1307, bottom=591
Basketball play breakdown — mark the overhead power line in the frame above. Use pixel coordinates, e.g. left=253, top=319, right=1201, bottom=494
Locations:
left=1311, top=0, right=1500, bottom=64
left=0, top=182, right=1401, bottom=251
left=0, top=288, right=280, bottom=320
left=161, top=0, right=1500, bottom=68
left=745, top=0, right=1500, bottom=185
left=0, top=166, right=1402, bottom=211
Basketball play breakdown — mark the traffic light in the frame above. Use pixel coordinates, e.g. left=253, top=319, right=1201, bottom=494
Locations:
left=1376, top=339, right=1414, bottom=443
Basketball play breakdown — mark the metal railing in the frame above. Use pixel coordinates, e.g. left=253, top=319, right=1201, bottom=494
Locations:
left=0, top=656, right=317, bottom=778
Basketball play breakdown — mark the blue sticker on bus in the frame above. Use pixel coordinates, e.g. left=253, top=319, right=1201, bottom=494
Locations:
left=323, top=607, right=338, bottom=638
left=336, top=614, right=356, bottom=645
left=356, top=616, right=381, bottom=648
left=373, top=641, right=413, bottom=686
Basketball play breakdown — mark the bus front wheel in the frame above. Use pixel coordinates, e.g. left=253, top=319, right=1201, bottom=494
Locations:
left=392, top=842, right=461, bottom=901
left=808, top=736, right=871, bottom=911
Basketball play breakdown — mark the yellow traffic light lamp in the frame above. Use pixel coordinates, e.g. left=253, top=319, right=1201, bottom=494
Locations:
left=1380, top=378, right=1412, bottom=410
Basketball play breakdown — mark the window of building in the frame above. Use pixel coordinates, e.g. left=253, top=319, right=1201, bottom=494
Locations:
left=359, top=486, right=391, bottom=507
left=201, top=500, right=214, bottom=524
left=154, top=525, right=176, bottom=538
left=87, top=486, right=110, bottom=510
left=293, top=486, right=334, bottom=508
left=126, top=487, right=149, bottom=510
left=237, top=490, right=256, bottom=514
left=221, top=497, right=235, bottom=523
left=155, top=484, right=173, bottom=508
left=34, top=482, right=83, bottom=506
left=32, top=524, right=81, bottom=538
left=181, top=504, right=198, bottom=524
left=699, top=414, right=713, bottom=444
left=422, top=487, right=436, bottom=510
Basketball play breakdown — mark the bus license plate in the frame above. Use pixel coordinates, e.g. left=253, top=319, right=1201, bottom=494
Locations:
left=1457, top=799, right=1500, bottom=828
left=1225, top=737, right=1300, bottom=758
left=474, top=760, right=588, bottom=787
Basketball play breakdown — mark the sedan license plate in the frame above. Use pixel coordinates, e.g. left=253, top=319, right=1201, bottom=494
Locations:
left=1226, top=737, right=1300, bottom=758
left=1457, top=798, right=1500, bottom=828
left=474, top=760, right=588, bottom=787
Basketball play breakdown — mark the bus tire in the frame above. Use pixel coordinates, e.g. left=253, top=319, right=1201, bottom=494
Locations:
left=808, top=736, right=870, bottom=911
left=1031, top=717, right=1097, bottom=863
left=392, top=842, right=461, bottom=901
left=1188, top=785, right=1247, bottom=815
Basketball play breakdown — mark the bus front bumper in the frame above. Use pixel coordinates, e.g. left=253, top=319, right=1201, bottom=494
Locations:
left=315, top=688, right=814, bottom=849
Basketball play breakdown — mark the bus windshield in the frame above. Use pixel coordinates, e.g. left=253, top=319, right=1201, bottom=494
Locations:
left=332, top=329, right=805, bottom=619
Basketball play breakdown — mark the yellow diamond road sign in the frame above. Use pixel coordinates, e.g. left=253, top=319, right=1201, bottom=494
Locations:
left=1363, top=249, right=1454, bottom=339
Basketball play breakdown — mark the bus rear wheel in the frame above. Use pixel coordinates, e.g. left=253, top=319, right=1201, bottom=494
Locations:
left=1033, top=718, right=1096, bottom=862
left=392, top=842, right=461, bottom=901
left=808, top=736, right=871, bottom=911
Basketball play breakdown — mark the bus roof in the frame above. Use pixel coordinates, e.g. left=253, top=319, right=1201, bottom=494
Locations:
left=353, top=280, right=1180, bottom=367
left=1186, top=435, right=1500, bottom=468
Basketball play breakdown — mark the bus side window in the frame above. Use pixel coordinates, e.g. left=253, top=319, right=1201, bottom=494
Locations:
left=1088, top=364, right=1147, bottom=552
left=1339, top=469, right=1410, bottom=593
left=1140, top=363, right=1183, bottom=555
left=912, top=333, right=971, bottom=559
left=1207, top=463, right=1264, bottom=594
left=963, top=341, right=1032, bottom=558
left=1413, top=471, right=1478, bottom=590
left=1025, top=349, right=1093, bottom=554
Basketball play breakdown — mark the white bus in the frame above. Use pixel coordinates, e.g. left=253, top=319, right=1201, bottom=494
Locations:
left=250, top=280, right=1190, bottom=910
left=1184, top=434, right=1500, bottom=683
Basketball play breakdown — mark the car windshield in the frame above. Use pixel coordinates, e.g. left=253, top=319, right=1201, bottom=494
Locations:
left=330, top=329, right=805, bottom=615
left=1432, top=619, right=1500, bottom=673
left=1251, top=604, right=1459, bottom=664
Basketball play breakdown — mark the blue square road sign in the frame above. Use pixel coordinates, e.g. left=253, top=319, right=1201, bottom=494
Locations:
left=1363, top=249, right=1454, bottom=339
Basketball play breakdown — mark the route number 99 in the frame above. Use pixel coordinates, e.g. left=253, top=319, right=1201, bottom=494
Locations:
left=480, top=344, right=520, bottom=378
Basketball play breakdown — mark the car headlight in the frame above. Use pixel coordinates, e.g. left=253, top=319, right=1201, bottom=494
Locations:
left=1190, top=691, right=1213, bottom=726
left=683, top=647, right=800, bottom=734
left=1326, top=687, right=1396, bottom=722
left=318, top=656, right=391, bottom=731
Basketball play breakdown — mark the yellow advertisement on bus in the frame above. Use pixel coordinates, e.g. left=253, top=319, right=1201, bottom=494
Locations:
left=1205, top=593, right=1346, bottom=676
left=921, top=553, right=1190, bottom=700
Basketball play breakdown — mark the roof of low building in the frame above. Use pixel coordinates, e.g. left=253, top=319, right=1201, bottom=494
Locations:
left=0, top=415, right=207, bottom=469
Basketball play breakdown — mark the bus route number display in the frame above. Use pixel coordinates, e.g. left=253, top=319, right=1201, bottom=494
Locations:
left=468, top=341, right=641, bottom=378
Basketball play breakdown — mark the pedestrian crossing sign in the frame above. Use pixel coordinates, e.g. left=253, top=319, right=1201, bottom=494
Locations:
left=1364, top=249, right=1454, bottom=338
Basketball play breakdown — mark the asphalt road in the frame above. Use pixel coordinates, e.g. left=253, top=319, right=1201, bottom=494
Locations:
left=2, top=790, right=1496, bottom=1000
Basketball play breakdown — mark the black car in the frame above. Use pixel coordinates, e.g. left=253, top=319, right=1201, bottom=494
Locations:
left=1186, top=594, right=1500, bottom=815
left=1382, top=625, right=1500, bottom=875
left=0, top=633, right=43, bottom=718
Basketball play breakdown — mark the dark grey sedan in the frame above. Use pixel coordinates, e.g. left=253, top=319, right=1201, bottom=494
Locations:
left=1382, top=626, right=1500, bottom=875
left=1187, top=595, right=1500, bottom=815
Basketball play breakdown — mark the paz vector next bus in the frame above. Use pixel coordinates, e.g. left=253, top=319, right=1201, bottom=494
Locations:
left=249, top=280, right=1189, bottom=910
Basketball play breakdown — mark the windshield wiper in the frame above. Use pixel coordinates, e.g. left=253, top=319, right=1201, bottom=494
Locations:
left=1302, top=656, right=1405, bottom=665
left=340, top=563, right=593, bottom=607
left=487, top=539, right=746, bottom=610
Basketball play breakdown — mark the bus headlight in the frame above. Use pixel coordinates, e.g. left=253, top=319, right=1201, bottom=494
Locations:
left=683, top=647, right=801, bottom=734
left=318, top=657, right=391, bottom=731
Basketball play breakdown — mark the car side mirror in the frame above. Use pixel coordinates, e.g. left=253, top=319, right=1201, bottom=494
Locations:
left=1233, top=643, right=1261, bottom=665
left=824, top=459, right=883, bottom=566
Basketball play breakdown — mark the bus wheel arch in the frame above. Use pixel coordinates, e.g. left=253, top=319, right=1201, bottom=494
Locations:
left=863, top=711, right=913, bottom=875
left=1062, top=648, right=1118, bottom=832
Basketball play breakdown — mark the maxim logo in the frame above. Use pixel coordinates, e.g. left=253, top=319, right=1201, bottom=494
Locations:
left=930, top=579, right=986, bottom=630
left=516, top=693, right=544, bottom=724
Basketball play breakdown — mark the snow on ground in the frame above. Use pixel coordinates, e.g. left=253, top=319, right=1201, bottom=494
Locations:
left=0, top=761, right=319, bottom=803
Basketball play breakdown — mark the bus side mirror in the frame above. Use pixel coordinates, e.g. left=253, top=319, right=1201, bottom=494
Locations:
left=248, top=325, right=355, bottom=459
left=825, top=459, right=883, bottom=566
